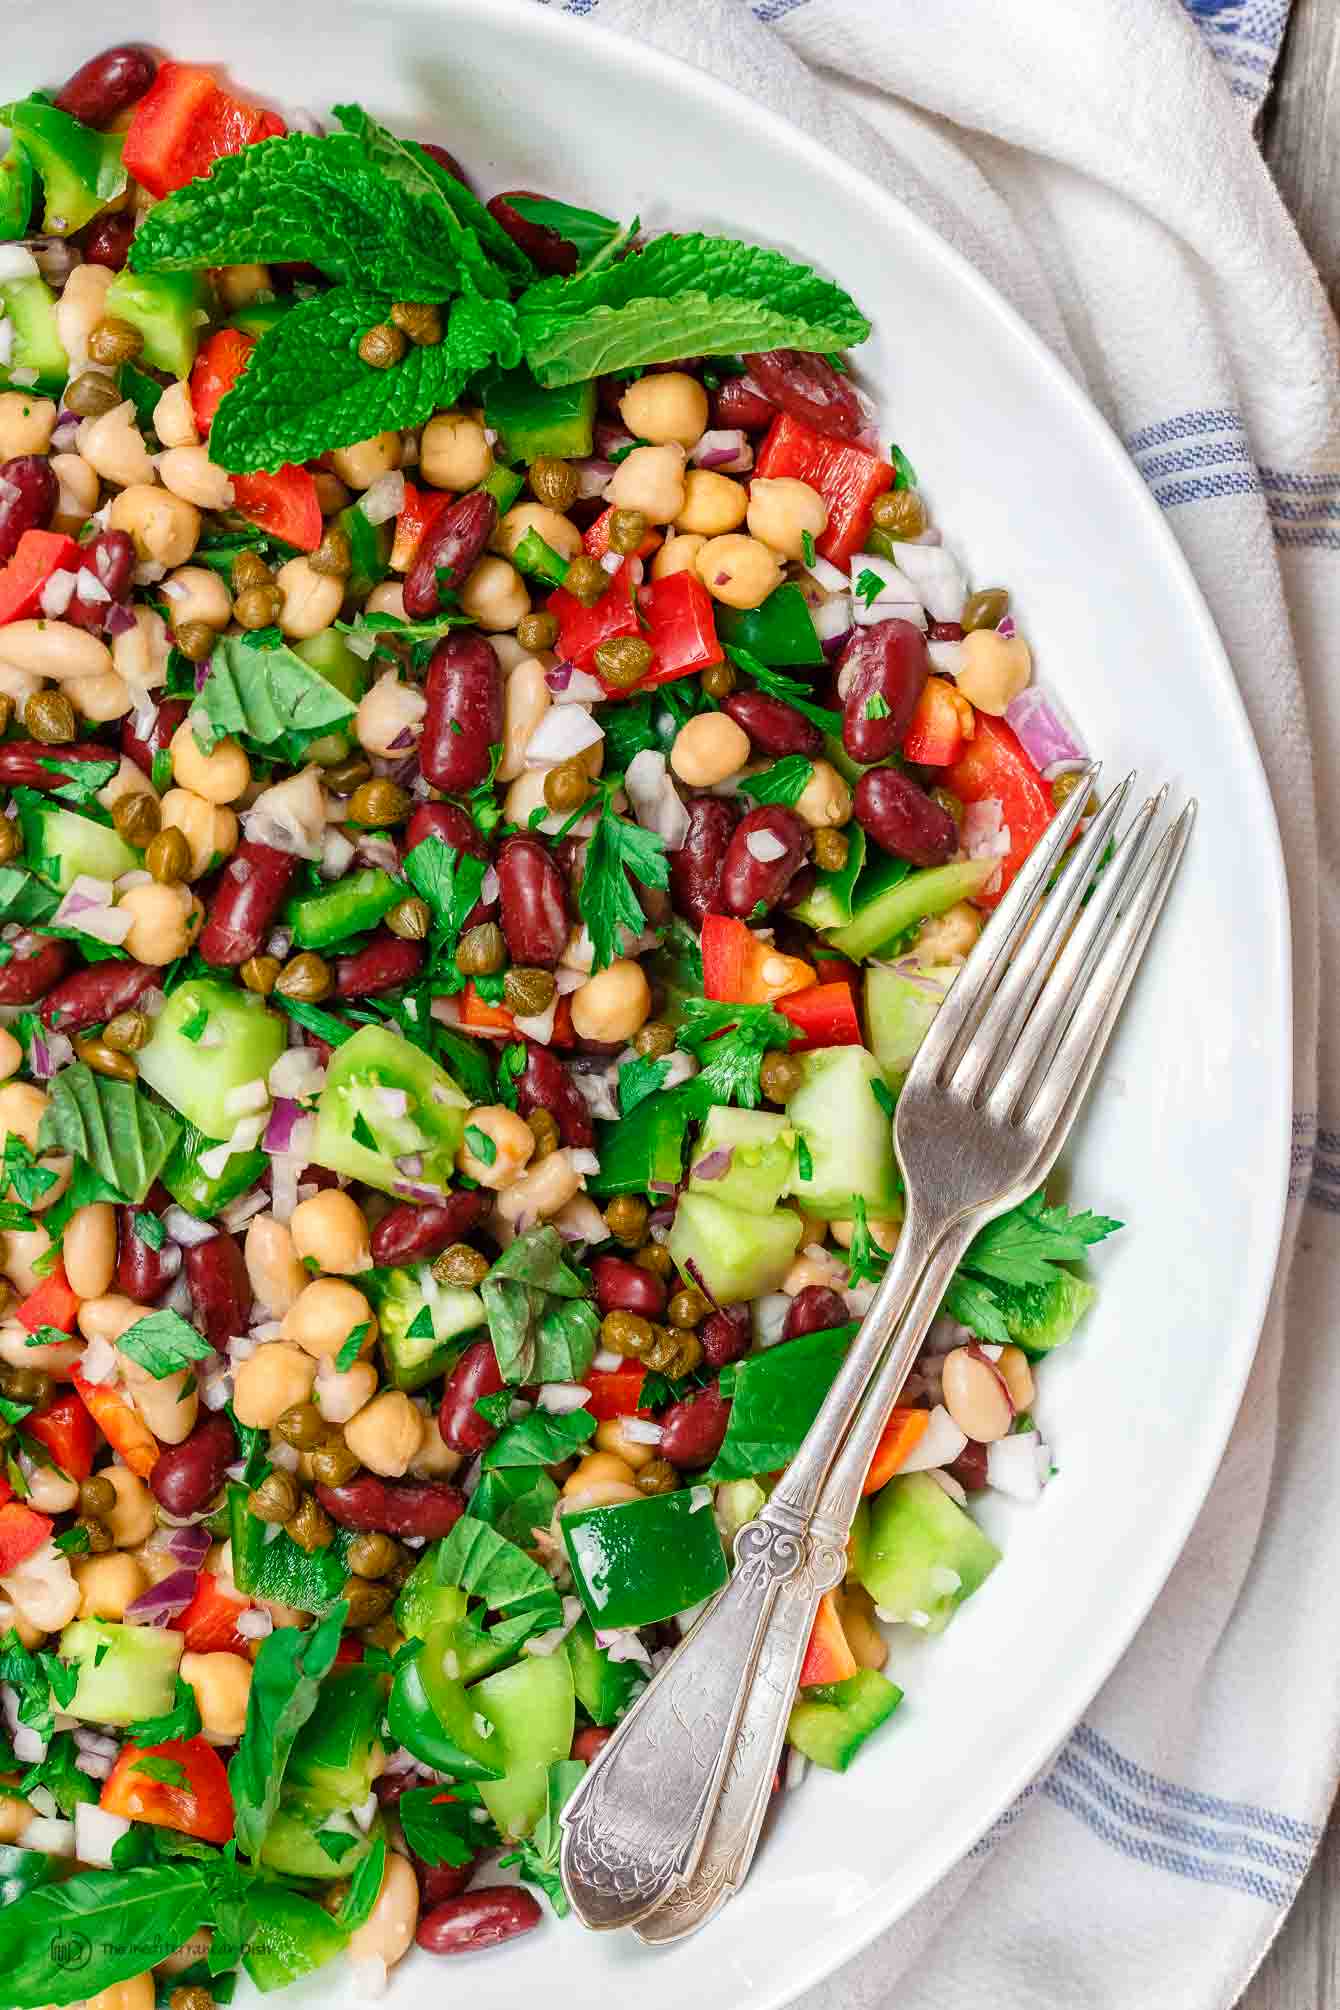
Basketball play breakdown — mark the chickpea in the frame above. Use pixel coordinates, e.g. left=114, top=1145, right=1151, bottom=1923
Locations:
left=459, top=554, right=529, bottom=631
left=607, top=442, right=687, bottom=525
left=593, top=1415, right=658, bottom=1470
left=619, top=372, right=709, bottom=450
left=495, top=1149, right=583, bottom=1226
left=214, top=263, right=272, bottom=311
left=63, top=1202, right=117, bottom=1300
left=153, top=380, right=199, bottom=449
left=356, top=669, right=425, bottom=758
left=496, top=655, right=551, bottom=782
left=1, top=1226, right=54, bottom=1299
left=55, top=264, right=116, bottom=369
left=118, top=880, right=203, bottom=964
left=675, top=469, right=749, bottom=538
left=112, top=605, right=170, bottom=692
left=282, top=1280, right=377, bottom=1363
left=276, top=554, right=344, bottom=640
left=410, top=1420, right=463, bottom=1479
left=169, top=719, right=251, bottom=806
left=0, top=1029, right=21, bottom=1082
left=68, top=669, right=133, bottom=723
left=502, top=766, right=552, bottom=830
left=570, top=960, right=652, bottom=1045
left=559, top=1478, right=642, bottom=1513
left=795, top=758, right=853, bottom=831
left=156, top=445, right=235, bottom=511
left=419, top=410, right=493, bottom=491
left=289, top=1191, right=371, bottom=1275
left=164, top=565, right=232, bottom=632
left=829, top=1214, right=900, bottom=1254
left=953, top=630, right=1032, bottom=716
left=180, top=1650, right=252, bottom=1741
left=0, top=1785, right=33, bottom=1843
left=783, top=1249, right=849, bottom=1297
left=314, top=471, right=351, bottom=515
left=49, top=451, right=100, bottom=531
left=491, top=502, right=583, bottom=564
left=86, top=1977, right=155, bottom=2010
left=25, top=1463, right=80, bottom=1513
left=0, top=618, right=113, bottom=683
left=914, top=900, right=982, bottom=960
left=121, top=1356, right=198, bottom=1444
left=669, top=712, right=751, bottom=788
left=746, top=476, right=829, bottom=561
left=245, top=1213, right=309, bottom=1316
left=563, top=1450, right=637, bottom=1498
left=314, top=1357, right=378, bottom=1426
left=73, top=1550, right=147, bottom=1621
left=233, top=1340, right=319, bottom=1429
left=365, top=580, right=407, bottom=620
left=159, top=788, right=239, bottom=880
left=651, top=531, right=707, bottom=581
left=0, top=1081, right=47, bottom=1155
left=456, top=1104, right=535, bottom=1189
left=109, top=484, right=201, bottom=568
left=343, top=1389, right=423, bottom=1478
left=348, top=1849, right=420, bottom=1971
left=695, top=533, right=783, bottom=610
left=330, top=431, right=401, bottom=490
left=0, top=390, right=58, bottom=460
left=77, top=400, right=157, bottom=488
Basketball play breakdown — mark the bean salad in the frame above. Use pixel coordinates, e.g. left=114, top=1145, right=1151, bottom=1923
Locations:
left=0, top=43, right=1120, bottom=2002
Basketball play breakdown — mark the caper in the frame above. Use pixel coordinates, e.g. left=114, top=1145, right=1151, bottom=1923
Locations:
left=515, top=610, right=559, bottom=653
left=929, top=787, right=963, bottom=826
left=503, top=965, right=557, bottom=1017
left=24, top=691, right=75, bottom=744
left=233, top=583, right=284, bottom=631
left=0, top=693, right=13, bottom=736
left=701, top=661, right=735, bottom=700
left=657, top=1326, right=703, bottom=1377
left=593, top=634, right=654, bottom=690
left=346, top=1531, right=400, bottom=1580
left=288, top=1492, right=335, bottom=1552
left=812, top=827, right=849, bottom=874
left=173, top=619, right=217, bottom=664
left=276, top=951, right=333, bottom=1003
left=604, top=1193, right=648, bottom=1246
left=87, top=315, right=144, bottom=367
left=72, top=1513, right=114, bottom=1553
left=1050, top=771, right=1098, bottom=815
left=386, top=896, right=431, bottom=941
left=961, top=587, right=1010, bottom=633
left=528, top=456, right=579, bottom=512
left=0, top=822, right=18, bottom=869
left=759, top=1051, right=803, bottom=1103
left=543, top=758, right=591, bottom=814
left=73, top=1035, right=137, bottom=1084
left=432, top=1243, right=490, bottom=1289
left=309, top=1435, right=361, bottom=1488
left=342, top=1578, right=395, bottom=1627
left=111, top=791, right=161, bottom=848
left=390, top=300, right=443, bottom=347
left=232, top=550, right=274, bottom=594
left=169, top=1986, right=214, bottom=2010
left=633, top=1242, right=672, bottom=1279
left=524, top=1107, right=560, bottom=1159
left=361, top=1613, right=405, bottom=1653
left=240, top=954, right=281, bottom=997
left=667, top=1287, right=709, bottom=1329
left=307, top=524, right=353, bottom=580
left=600, top=1308, right=655, bottom=1360
left=79, top=1474, right=116, bottom=1517
left=64, top=371, right=123, bottom=419
left=455, top=921, right=506, bottom=977
left=636, top=1457, right=677, bottom=1496
left=322, top=755, right=373, bottom=795
left=0, top=1364, right=49, bottom=1406
left=276, top=1401, right=327, bottom=1451
left=358, top=322, right=408, bottom=370
left=102, top=1009, right=151, bottom=1055
left=348, top=778, right=411, bottom=827
left=607, top=508, right=648, bottom=556
left=248, top=1467, right=301, bottom=1524
left=870, top=489, right=928, bottom=539
left=561, top=554, right=608, bottom=608
left=145, top=826, right=191, bottom=885
left=632, top=1020, right=674, bottom=1059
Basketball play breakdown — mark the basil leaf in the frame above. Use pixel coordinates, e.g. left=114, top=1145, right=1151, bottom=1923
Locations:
left=227, top=1600, right=346, bottom=1858
left=339, top=1833, right=387, bottom=1930
left=481, top=1225, right=600, bottom=1385
left=427, top=1514, right=563, bottom=1632
left=193, top=630, right=356, bottom=759
left=706, top=1324, right=857, bottom=1480
left=0, top=1864, right=213, bottom=2008
left=481, top=1407, right=595, bottom=1470
left=468, top=1465, right=559, bottom=1549
left=36, top=1064, right=179, bottom=1206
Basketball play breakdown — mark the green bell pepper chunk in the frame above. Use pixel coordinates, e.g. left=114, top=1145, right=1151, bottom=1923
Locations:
left=511, top=527, right=570, bottom=588
left=334, top=503, right=392, bottom=601
left=228, top=1484, right=351, bottom=1613
left=0, top=99, right=127, bottom=235
left=160, top=1121, right=268, bottom=1219
left=288, top=866, right=403, bottom=950
left=479, top=464, right=525, bottom=514
left=484, top=367, right=597, bottom=463
left=714, top=582, right=824, bottom=667
left=285, top=1666, right=388, bottom=1810
left=260, top=1797, right=383, bottom=1880
left=587, top=1086, right=691, bottom=1196
left=0, top=143, right=34, bottom=242
left=243, top=1885, right=348, bottom=1993
left=387, top=1625, right=506, bottom=1779
left=562, top=1490, right=729, bottom=1631
left=565, top=1616, right=644, bottom=1727
left=393, top=1561, right=468, bottom=1642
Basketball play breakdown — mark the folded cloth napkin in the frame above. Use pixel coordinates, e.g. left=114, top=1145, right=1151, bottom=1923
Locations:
left=545, top=0, right=1339, bottom=2002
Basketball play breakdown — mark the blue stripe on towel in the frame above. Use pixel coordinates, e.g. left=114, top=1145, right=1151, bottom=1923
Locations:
left=1070, top=1724, right=1322, bottom=1845
left=1054, top=1750, right=1315, bottom=1876
left=1043, top=1775, right=1300, bottom=1905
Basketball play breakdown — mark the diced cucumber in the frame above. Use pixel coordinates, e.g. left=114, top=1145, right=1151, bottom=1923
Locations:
left=668, top=1192, right=802, bottom=1303
left=18, top=801, right=138, bottom=892
left=259, top=1798, right=381, bottom=1880
left=105, top=270, right=208, bottom=378
left=864, top=960, right=959, bottom=1087
left=854, top=1471, right=1001, bottom=1634
left=161, top=1121, right=268, bottom=1219
left=784, top=1044, right=899, bottom=1220
left=714, top=1478, right=767, bottom=1552
left=787, top=1668, right=902, bottom=1772
left=285, top=1666, right=387, bottom=1810
left=0, top=275, right=67, bottom=393
left=1, top=101, right=126, bottom=235
left=292, top=628, right=369, bottom=766
left=373, top=1264, right=486, bottom=1391
left=243, top=1885, right=347, bottom=1993
left=565, top=1616, right=644, bottom=1727
left=828, top=859, right=994, bottom=962
left=479, top=464, right=525, bottom=514
left=136, top=978, right=285, bottom=1140
left=310, top=1023, right=468, bottom=1198
left=0, top=142, right=34, bottom=242
left=687, top=1106, right=795, bottom=1216
left=59, top=1619, right=182, bottom=1726
left=996, top=1270, right=1097, bottom=1358
left=484, top=367, right=596, bottom=463
left=789, top=824, right=867, bottom=931
left=226, top=300, right=288, bottom=337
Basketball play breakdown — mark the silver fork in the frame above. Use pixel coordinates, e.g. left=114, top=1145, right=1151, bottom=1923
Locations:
left=560, top=774, right=1193, bottom=1936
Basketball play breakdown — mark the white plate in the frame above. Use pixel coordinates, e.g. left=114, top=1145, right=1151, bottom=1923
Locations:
left=12, top=2, right=1291, bottom=2001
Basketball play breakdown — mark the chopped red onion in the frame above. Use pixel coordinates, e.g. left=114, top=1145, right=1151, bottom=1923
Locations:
left=263, top=1098, right=303, bottom=1154
left=691, top=1147, right=733, bottom=1182
left=0, top=246, right=40, bottom=283
left=887, top=956, right=953, bottom=996
left=525, top=705, right=604, bottom=769
left=39, top=568, right=77, bottom=618
left=395, top=1152, right=424, bottom=1177
left=600, top=550, right=622, bottom=576
left=896, top=1404, right=967, bottom=1474
left=162, top=1205, right=217, bottom=1247
left=125, top=1567, right=200, bottom=1625
left=745, top=830, right=786, bottom=864
left=536, top=1382, right=592, bottom=1414
left=573, top=457, right=615, bottom=500
left=986, top=1430, right=1050, bottom=1501
left=545, top=660, right=574, bottom=693
left=103, top=602, right=138, bottom=638
left=692, top=429, right=752, bottom=473
left=997, top=614, right=1018, bottom=639
left=164, top=1524, right=212, bottom=1568
left=1005, top=685, right=1084, bottom=771
left=593, top=421, right=635, bottom=459
left=235, top=1606, right=273, bottom=1639
left=79, top=1334, right=117, bottom=1384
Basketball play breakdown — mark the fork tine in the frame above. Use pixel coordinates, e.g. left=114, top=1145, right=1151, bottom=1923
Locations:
left=911, top=761, right=1100, bottom=1086
left=950, top=774, right=1134, bottom=1103
left=1015, top=802, right=1194, bottom=1145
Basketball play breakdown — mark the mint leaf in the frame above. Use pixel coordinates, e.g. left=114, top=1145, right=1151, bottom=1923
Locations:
left=738, top=756, right=814, bottom=808
left=507, top=194, right=624, bottom=269
left=194, top=630, right=357, bottom=757
left=118, top=1308, right=214, bottom=1380
left=131, top=1211, right=165, bottom=1250
left=36, top=756, right=119, bottom=804
left=845, top=1195, right=889, bottom=1288
left=332, top=103, right=531, bottom=287
left=577, top=789, right=668, bottom=973
left=473, top=1390, right=513, bottom=1430
left=519, top=232, right=870, bottom=386
left=37, top=1063, right=179, bottom=1205
left=499, top=1759, right=586, bottom=1917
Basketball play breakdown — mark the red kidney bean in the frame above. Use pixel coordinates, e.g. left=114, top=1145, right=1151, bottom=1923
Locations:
left=0, top=457, right=58, bottom=563
left=416, top=1888, right=543, bottom=1956
left=334, top=934, right=424, bottom=999
left=316, top=1476, right=467, bottom=1538
left=592, top=1254, right=666, bottom=1321
left=512, top=1040, right=593, bottom=1150
left=485, top=190, right=578, bottom=276
left=720, top=806, right=810, bottom=919
left=149, top=1409, right=237, bottom=1517
left=711, top=376, right=778, bottom=432
left=782, top=1285, right=850, bottom=1343
left=40, top=959, right=159, bottom=1034
left=416, top=140, right=472, bottom=189
left=700, top=1304, right=752, bottom=1370
left=853, top=768, right=957, bottom=867
left=55, top=45, right=156, bottom=127
left=122, top=698, right=189, bottom=777
left=0, top=744, right=113, bottom=793
left=404, top=491, right=497, bottom=621
left=781, top=864, right=816, bottom=911
left=405, top=800, right=491, bottom=863
left=370, top=1190, right=490, bottom=1269
left=419, top=633, right=502, bottom=792
left=0, top=934, right=71, bottom=1006
left=81, top=211, right=136, bottom=272
left=742, top=349, right=866, bottom=440
left=928, top=620, right=965, bottom=643
left=60, top=533, right=136, bottom=640
left=116, top=1204, right=177, bottom=1303
left=496, top=837, right=569, bottom=969
left=659, top=1381, right=732, bottom=1469
left=669, top=797, right=737, bottom=929
left=184, top=1235, right=252, bottom=1352
left=839, top=620, right=929, bottom=764
left=947, top=1440, right=989, bottom=1493
left=416, top=1857, right=475, bottom=1908
left=722, top=691, right=823, bottom=758
left=572, top=1726, right=613, bottom=1764
left=437, top=1339, right=507, bottom=1455
left=198, top=842, right=297, bottom=968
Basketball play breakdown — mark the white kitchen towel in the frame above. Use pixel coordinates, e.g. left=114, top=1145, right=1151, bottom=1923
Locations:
left=542, top=0, right=1339, bottom=2004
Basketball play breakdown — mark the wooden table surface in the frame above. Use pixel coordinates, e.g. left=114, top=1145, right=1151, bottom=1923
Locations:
left=1235, top=2, right=1340, bottom=2003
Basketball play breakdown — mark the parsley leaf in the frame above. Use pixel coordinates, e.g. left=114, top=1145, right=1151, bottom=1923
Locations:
left=179, top=1005, right=210, bottom=1043
left=18, top=1731, right=98, bottom=1816
left=795, top=1133, right=814, bottom=1184
left=117, top=1308, right=214, bottom=1380
left=619, top=1052, right=669, bottom=1115
left=334, top=1321, right=371, bottom=1374
left=870, top=1075, right=895, bottom=1120
left=34, top=756, right=120, bottom=805
left=396, top=1788, right=477, bottom=1868
left=496, top=1041, right=527, bottom=1109
left=959, top=1191, right=1122, bottom=1287
left=578, top=786, right=669, bottom=972
left=403, top=838, right=487, bottom=982
left=499, top=1759, right=586, bottom=1916
left=132, top=1753, right=190, bottom=1789
left=800, top=529, right=817, bottom=567
left=854, top=568, right=885, bottom=609
left=738, top=755, right=814, bottom=808
left=1, top=1135, right=57, bottom=1209
left=865, top=691, right=891, bottom=720
left=126, top=1677, right=203, bottom=1748
left=725, top=646, right=843, bottom=734
left=845, top=1196, right=890, bottom=1288
left=676, top=998, right=792, bottom=1111
left=405, top=1304, right=435, bottom=1343
left=351, top=1111, right=377, bottom=1151
left=941, top=1271, right=1011, bottom=1343
left=890, top=442, right=919, bottom=491
left=464, top=1123, right=497, bottom=1166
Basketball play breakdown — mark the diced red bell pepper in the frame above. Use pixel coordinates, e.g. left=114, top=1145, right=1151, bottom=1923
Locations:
left=171, top=1570, right=252, bottom=1657
left=122, top=62, right=285, bottom=199
left=334, top=1637, right=365, bottom=1667
left=549, top=995, right=575, bottom=1049
left=101, top=1736, right=234, bottom=1844
left=391, top=482, right=454, bottom=571
left=549, top=559, right=640, bottom=670
left=903, top=677, right=975, bottom=767
left=863, top=1407, right=930, bottom=1495
left=582, top=1366, right=652, bottom=1422
left=799, top=1591, right=859, bottom=1687
left=0, top=1501, right=53, bottom=1574
left=777, top=980, right=862, bottom=1050
left=231, top=467, right=322, bottom=553
left=459, top=983, right=517, bottom=1036
left=755, top=412, right=893, bottom=565
left=71, top=1366, right=160, bottom=1479
left=583, top=506, right=661, bottom=563
left=635, top=571, right=724, bottom=689
left=17, top=1264, right=80, bottom=1336
left=24, top=1391, right=97, bottom=1481
left=0, top=1476, right=12, bottom=1508
left=0, top=531, right=82, bottom=628
left=702, top=915, right=815, bottom=1005
left=190, top=327, right=254, bottom=436
left=945, top=713, right=1055, bottom=909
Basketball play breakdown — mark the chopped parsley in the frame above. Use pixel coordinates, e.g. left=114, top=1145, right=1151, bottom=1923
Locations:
left=854, top=568, right=885, bottom=609
left=334, top=1321, right=371, bottom=1373
left=464, top=1123, right=497, bottom=1166
left=800, top=529, right=817, bottom=568
left=864, top=692, right=891, bottom=721
left=576, top=781, right=669, bottom=972
left=676, top=998, right=792, bottom=1110
left=738, top=756, right=814, bottom=808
